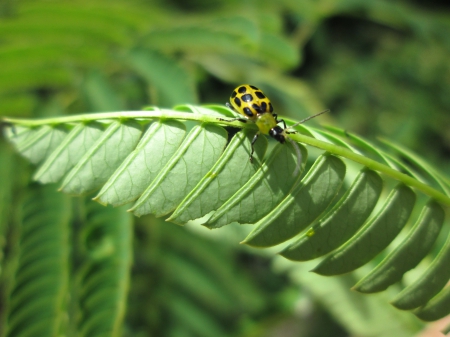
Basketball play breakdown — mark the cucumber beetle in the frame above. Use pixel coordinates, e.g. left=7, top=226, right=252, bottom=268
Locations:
left=220, top=84, right=327, bottom=172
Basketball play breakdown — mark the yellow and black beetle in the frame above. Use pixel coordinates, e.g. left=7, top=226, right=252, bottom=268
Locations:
left=221, top=84, right=327, bottom=165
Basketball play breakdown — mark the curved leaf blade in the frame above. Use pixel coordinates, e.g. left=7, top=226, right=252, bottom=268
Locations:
left=281, top=168, right=383, bottom=260
left=413, top=286, right=450, bottom=322
left=168, top=129, right=267, bottom=225
left=354, top=200, right=445, bottom=293
left=130, top=124, right=227, bottom=217
left=95, top=120, right=186, bottom=206
left=6, top=185, right=70, bottom=337
left=243, top=153, right=346, bottom=247
left=16, top=125, right=69, bottom=164
left=204, top=142, right=306, bottom=229
left=77, top=202, right=132, bottom=337
left=391, top=230, right=450, bottom=310
left=34, top=123, right=105, bottom=183
left=313, top=184, right=416, bottom=276
left=60, top=121, right=142, bottom=195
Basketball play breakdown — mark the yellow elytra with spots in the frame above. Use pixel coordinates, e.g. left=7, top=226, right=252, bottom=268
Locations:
left=223, top=84, right=328, bottom=167
left=226, top=84, right=286, bottom=146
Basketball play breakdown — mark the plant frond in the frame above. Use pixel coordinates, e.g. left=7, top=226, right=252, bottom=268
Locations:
left=3, top=105, right=450, bottom=322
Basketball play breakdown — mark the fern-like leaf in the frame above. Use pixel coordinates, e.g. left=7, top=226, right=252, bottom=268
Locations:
left=5, top=184, right=71, bottom=337
left=3, top=105, right=450, bottom=323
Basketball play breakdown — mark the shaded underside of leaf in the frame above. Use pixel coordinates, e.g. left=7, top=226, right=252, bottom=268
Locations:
left=281, top=168, right=382, bottom=259
left=243, top=153, right=346, bottom=247
left=391, top=229, right=450, bottom=310
left=168, top=128, right=268, bottom=225
left=204, top=141, right=306, bottom=229
left=354, top=200, right=445, bottom=293
left=313, top=184, right=416, bottom=276
left=413, top=285, right=450, bottom=322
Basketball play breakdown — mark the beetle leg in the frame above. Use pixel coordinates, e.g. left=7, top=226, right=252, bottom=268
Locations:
left=276, top=117, right=287, bottom=129
left=249, top=132, right=259, bottom=162
left=218, top=117, right=248, bottom=123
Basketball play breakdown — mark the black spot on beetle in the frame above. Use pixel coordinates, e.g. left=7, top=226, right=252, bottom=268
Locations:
left=234, top=97, right=242, bottom=107
left=255, top=91, right=265, bottom=99
left=241, top=94, right=253, bottom=102
left=238, top=86, right=247, bottom=93
left=260, top=102, right=267, bottom=112
left=252, top=104, right=262, bottom=113
left=250, top=85, right=259, bottom=90
left=269, top=102, right=274, bottom=112
left=231, top=91, right=237, bottom=98
left=243, top=107, right=253, bottom=116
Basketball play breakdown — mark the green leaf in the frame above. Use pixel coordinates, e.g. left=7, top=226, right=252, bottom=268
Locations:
left=168, top=128, right=267, bottom=225
left=204, top=141, right=306, bottom=229
left=414, top=285, right=450, bottom=322
left=243, top=153, right=345, bottom=247
left=34, top=123, right=105, bottom=183
left=281, top=168, right=383, bottom=260
left=130, top=124, right=227, bottom=217
left=353, top=200, right=445, bottom=293
left=312, top=184, right=416, bottom=276
left=15, top=125, right=69, bottom=164
left=95, top=120, right=186, bottom=206
left=77, top=201, right=132, bottom=337
left=391, top=230, right=450, bottom=310
left=5, top=184, right=71, bottom=337
left=3, top=106, right=450, bottom=322
left=60, top=121, right=142, bottom=195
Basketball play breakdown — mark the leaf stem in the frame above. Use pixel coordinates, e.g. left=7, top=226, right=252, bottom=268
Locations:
left=289, top=133, right=450, bottom=207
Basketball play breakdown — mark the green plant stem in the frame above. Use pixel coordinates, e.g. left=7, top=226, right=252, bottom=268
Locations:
left=4, top=111, right=450, bottom=207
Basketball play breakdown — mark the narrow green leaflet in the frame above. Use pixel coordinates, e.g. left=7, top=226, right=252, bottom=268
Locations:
left=95, top=120, right=186, bottom=206
left=6, top=185, right=71, bottom=337
left=34, top=123, right=105, bottom=183
left=281, top=168, right=382, bottom=260
left=354, top=200, right=445, bottom=293
left=77, top=202, right=132, bottom=337
left=204, top=142, right=306, bottom=229
left=313, top=184, right=416, bottom=276
left=391, top=230, right=450, bottom=310
left=413, top=286, right=450, bottom=322
left=243, top=153, right=346, bottom=247
left=15, top=125, right=69, bottom=164
left=130, top=124, right=227, bottom=217
left=324, top=126, right=397, bottom=168
left=60, top=121, right=142, bottom=195
left=4, top=125, right=38, bottom=147
left=380, top=139, right=450, bottom=196
left=311, top=129, right=359, bottom=151
left=168, top=129, right=267, bottom=225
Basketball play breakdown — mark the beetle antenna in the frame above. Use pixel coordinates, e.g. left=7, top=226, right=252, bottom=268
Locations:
left=286, top=109, right=329, bottom=132
left=286, top=137, right=302, bottom=177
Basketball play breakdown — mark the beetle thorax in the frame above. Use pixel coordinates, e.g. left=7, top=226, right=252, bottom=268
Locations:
left=255, top=113, right=277, bottom=135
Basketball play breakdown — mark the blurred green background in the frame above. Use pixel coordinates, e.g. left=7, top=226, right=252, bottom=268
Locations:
left=1, top=0, right=449, bottom=336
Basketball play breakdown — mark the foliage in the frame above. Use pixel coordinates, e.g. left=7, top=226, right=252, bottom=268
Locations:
left=1, top=0, right=450, bottom=336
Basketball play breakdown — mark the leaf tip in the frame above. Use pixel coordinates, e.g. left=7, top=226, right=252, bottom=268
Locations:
left=93, top=197, right=107, bottom=206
